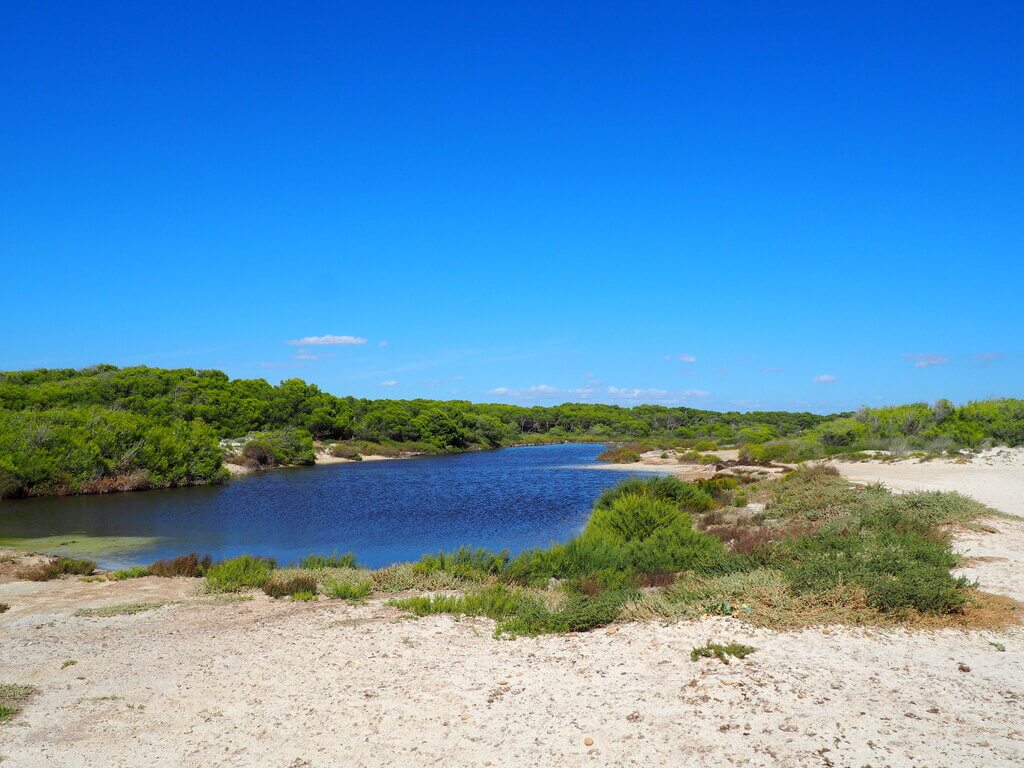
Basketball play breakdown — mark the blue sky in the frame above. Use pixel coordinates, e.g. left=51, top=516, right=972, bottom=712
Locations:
left=1, top=2, right=1021, bottom=413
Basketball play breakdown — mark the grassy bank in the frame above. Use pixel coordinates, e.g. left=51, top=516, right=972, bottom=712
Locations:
left=56, top=469, right=1014, bottom=637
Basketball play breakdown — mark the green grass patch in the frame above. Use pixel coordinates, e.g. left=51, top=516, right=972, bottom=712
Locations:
left=204, top=555, right=275, bottom=592
left=691, top=642, right=757, bottom=664
left=299, top=551, right=360, bottom=569
left=75, top=602, right=169, bottom=617
left=326, top=573, right=374, bottom=600
left=389, top=584, right=634, bottom=638
left=0, top=683, right=36, bottom=724
left=109, top=565, right=151, bottom=580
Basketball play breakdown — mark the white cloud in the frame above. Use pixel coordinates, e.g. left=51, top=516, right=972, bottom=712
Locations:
left=287, top=334, right=367, bottom=346
left=379, top=380, right=398, bottom=387
left=378, top=340, right=389, bottom=348
left=293, top=350, right=319, bottom=361
left=489, top=387, right=511, bottom=396
left=813, top=374, right=838, bottom=384
left=678, top=353, right=697, bottom=363
left=902, top=353, right=949, bottom=368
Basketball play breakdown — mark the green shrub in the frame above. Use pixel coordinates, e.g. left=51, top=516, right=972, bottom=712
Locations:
left=299, top=551, right=360, bottom=569
left=594, top=476, right=714, bottom=513
left=328, top=444, right=362, bottom=460
left=325, top=573, right=374, bottom=602
left=596, top=447, right=641, bottom=463
left=18, top=556, right=96, bottom=581
left=205, top=555, right=275, bottom=592
left=148, top=553, right=212, bottom=577
left=413, top=546, right=508, bottom=579
left=262, top=573, right=319, bottom=598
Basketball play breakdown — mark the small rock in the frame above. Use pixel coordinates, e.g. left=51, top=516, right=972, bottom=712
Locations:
left=498, top=680, right=509, bottom=686
left=957, top=662, right=971, bottom=673
left=626, top=711, right=641, bottom=723
left=584, top=737, right=594, bottom=747
left=461, top=714, right=470, bottom=721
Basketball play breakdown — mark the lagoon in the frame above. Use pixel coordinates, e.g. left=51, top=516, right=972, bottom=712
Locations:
left=0, top=443, right=653, bottom=568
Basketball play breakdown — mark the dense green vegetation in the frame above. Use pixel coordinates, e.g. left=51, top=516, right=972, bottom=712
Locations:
left=739, top=399, right=1024, bottom=463
left=1, top=364, right=1020, bottom=498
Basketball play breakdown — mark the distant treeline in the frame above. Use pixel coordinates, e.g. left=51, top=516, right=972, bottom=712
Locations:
left=0, top=365, right=1020, bottom=498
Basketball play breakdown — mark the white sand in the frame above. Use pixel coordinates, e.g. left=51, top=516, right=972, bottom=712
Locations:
left=2, top=453, right=1023, bottom=766
left=831, top=447, right=1024, bottom=518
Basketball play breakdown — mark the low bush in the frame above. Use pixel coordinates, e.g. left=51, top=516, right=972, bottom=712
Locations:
left=148, top=553, right=212, bottom=578
left=413, top=546, right=509, bottom=579
left=263, top=573, right=319, bottom=598
left=328, top=444, right=362, bottom=460
left=594, top=475, right=714, bottom=513
left=327, top=577, right=373, bottom=600
left=17, top=556, right=96, bottom=581
left=205, top=555, right=276, bottom=592
left=389, top=584, right=633, bottom=637
left=596, top=446, right=641, bottom=464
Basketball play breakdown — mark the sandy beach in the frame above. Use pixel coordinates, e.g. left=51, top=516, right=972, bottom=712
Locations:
left=2, top=454, right=1023, bottom=767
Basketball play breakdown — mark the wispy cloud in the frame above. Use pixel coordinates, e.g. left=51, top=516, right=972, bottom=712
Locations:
left=293, top=349, right=321, bottom=361
left=901, top=353, right=949, bottom=368
left=761, top=366, right=784, bottom=374
left=379, top=380, right=398, bottom=387
left=488, top=383, right=709, bottom=404
left=378, top=340, right=389, bottom=348
left=678, top=353, right=697, bottom=363
left=813, top=374, right=838, bottom=384
left=973, top=352, right=1004, bottom=365
left=287, top=334, right=367, bottom=346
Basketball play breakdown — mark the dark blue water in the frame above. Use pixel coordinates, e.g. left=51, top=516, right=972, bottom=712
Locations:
left=0, top=444, right=663, bottom=568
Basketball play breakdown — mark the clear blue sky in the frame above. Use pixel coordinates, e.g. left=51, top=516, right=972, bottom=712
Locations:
left=2, top=2, right=1021, bottom=413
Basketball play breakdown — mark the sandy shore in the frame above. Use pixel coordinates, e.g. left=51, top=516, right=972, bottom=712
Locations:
left=831, top=447, right=1024, bottom=518
left=224, top=452, right=404, bottom=475
left=2, top=452, right=1023, bottom=766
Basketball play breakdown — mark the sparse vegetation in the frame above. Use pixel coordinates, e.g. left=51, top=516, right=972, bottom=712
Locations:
left=690, top=642, right=757, bottom=664
left=0, top=683, right=35, bottom=724
left=61, top=659, right=77, bottom=669
left=74, top=602, right=168, bottom=617
left=262, top=572, right=318, bottom=598
left=17, top=556, right=96, bottom=581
